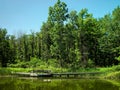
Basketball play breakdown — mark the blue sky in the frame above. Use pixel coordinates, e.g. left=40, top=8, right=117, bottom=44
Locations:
left=0, top=0, right=120, bottom=35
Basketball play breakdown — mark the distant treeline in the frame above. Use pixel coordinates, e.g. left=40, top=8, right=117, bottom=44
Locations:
left=0, top=0, right=120, bottom=68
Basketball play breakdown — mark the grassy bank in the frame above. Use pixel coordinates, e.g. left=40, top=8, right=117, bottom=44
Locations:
left=0, top=66, right=68, bottom=75
left=0, top=65, right=120, bottom=79
left=1, top=58, right=120, bottom=78
left=0, top=68, right=32, bottom=75
left=104, top=71, right=120, bottom=79
left=99, top=65, right=120, bottom=79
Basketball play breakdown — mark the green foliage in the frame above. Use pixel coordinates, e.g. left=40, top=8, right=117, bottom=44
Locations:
left=0, top=68, right=11, bottom=75
left=115, top=56, right=120, bottom=65
left=113, top=65, right=120, bottom=71
left=8, top=58, right=68, bottom=72
left=0, top=0, right=120, bottom=70
left=87, top=59, right=95, bottom=68
left=0, top=28, right=14, bottom=67
left=8, top=60, right=29, bottom=68
left=48, top=0, right=69, bottom=67
left=105, top=71, right=120, bottom=79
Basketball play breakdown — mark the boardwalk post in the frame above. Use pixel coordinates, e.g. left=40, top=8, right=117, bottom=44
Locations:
left=14, top=71, right=103, bottom=78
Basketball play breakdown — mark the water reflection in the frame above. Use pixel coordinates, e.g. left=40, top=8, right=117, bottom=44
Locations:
left=0, top=77, right=120, bottom=90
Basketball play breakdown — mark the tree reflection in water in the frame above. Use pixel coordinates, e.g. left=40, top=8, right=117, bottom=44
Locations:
left=0, top=77, right=120, bottom=90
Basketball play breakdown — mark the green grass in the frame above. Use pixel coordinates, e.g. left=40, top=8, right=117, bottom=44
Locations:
left=96, top=65, right=120, bottom=79
left=1, top=57, right=120, bottom=79
left=0, top=67, right=67, bottom=75
left=0, top=68, right=11, bottom=75
left=0, top=66, right=120, bottom=79
left=71, top=65, right=120, bottom=79
left=104, top=71, right=120, bottom=79
left=7, top=58, right=68, bottom=73
left=0, top=67, right=32, bottom=75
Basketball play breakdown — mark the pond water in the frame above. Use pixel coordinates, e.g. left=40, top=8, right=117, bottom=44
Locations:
left=0, top=77, right=120, bottom=90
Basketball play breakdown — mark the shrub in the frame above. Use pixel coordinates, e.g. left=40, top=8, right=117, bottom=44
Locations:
left=87, top=59, right=95, bottom=68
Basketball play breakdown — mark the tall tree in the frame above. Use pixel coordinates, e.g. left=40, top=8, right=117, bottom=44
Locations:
left=65, top=10, right=79, bottom=68
left=77, top=9, right=91, bottom=67
left=111, top=6, right=120, bottom=64
left=48, top=0, right=69, bottom=67
left=30, top=32, right=35, bottom=57
left=0, top=28, right=11, bottom=67
left=9, top=35, right=17, bottom=63
left=41, top=22, right=52, bottom=61
left=36, top=32, right=42, bottom=59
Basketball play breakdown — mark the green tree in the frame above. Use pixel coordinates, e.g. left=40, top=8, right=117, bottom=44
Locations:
left=9, top=35, right=17, bottom=63
left=0, top=28, right=12, bottom=67
left=41, top=22, right=52, bottom=61
left=65, top=10, right=79, bottom=68
left=30, top=32, right=35, bottom=57
left=48, top=0, right=69, bottom=67
left=98, top=14, right=114, bottom=66
left=111, top=6, right=120, bottom=65
left=36, top=32, right=42, bottom=59
left=77, top=9, right=91, bottom=67
left=97, top=6, right=120, bottom=66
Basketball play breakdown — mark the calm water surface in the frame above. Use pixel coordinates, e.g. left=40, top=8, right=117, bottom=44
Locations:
left=0, top=77, right=120, bottom=90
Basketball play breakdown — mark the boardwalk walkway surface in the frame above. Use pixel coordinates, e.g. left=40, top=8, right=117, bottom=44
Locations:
left=14, top=70, right=103, bottom=78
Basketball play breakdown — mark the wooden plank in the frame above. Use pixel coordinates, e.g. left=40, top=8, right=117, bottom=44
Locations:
left=14, top=72, right=103, bottom=78
left=52, top=72, right=103, bottom=78
left=31, top=70, right=51, bottom=73
left=15, top=72, right=31, bottom=77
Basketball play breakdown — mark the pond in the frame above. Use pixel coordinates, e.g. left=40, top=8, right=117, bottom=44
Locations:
left=0, top=77, right=120, bottom=90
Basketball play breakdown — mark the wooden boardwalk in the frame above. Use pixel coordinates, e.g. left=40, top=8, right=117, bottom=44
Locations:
left=14, top=71, right=103, bottom=78
left=52, top=72, right=102, bottom=78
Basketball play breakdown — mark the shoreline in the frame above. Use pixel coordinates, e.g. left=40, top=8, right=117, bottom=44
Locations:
left=0, top=67, right=120, bottom=79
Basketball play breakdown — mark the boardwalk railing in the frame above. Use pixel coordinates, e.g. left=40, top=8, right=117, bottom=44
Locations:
left=14, top=70, right=104, bottom=78
left=31, top=70, right=51, bottom=73
left=52, top=72, right=103, bottom=78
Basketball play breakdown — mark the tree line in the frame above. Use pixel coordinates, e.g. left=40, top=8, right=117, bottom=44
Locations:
left=0, top=0, right=120, bottom=68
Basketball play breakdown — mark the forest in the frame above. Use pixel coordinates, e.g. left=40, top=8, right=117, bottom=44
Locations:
left=0, top=0, right=120, bottom=70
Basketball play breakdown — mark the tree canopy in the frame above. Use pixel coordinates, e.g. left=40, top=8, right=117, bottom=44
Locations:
left=0, top=0, right=120, bottom=68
